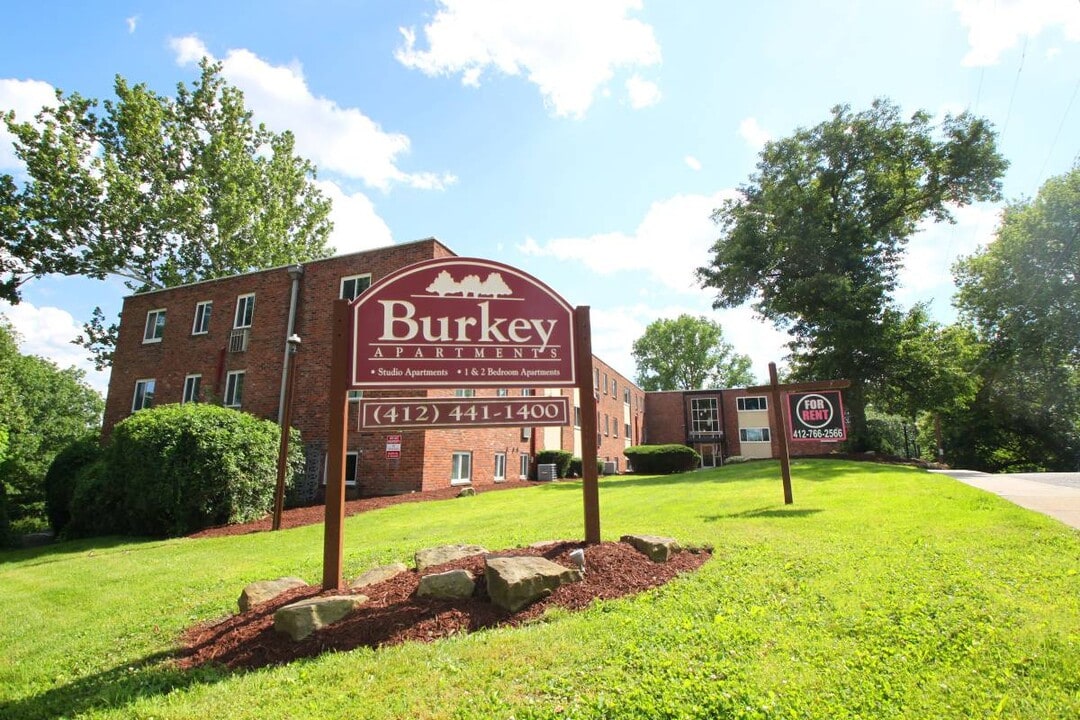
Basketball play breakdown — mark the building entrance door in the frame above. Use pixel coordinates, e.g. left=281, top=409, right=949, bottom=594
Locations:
left=700, top=443, right=717, bottom=468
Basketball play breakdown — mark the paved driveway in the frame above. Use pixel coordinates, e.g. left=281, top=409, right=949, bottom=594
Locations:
left=929, top=469, right=1080, bottom=530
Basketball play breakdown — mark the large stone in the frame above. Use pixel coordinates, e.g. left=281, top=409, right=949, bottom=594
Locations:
left=415, top=544, right=488, bottom=571
left=485, top=556, right=582, bottom=612
left=349, top=562, right=409, bottom=590
left=237, top=576, right=308, bottom=612
left=416, top=569, right=476, bottom=599
left=621, top=534, right=681, bottom=562
left=456, top=486, right=476, bottom=497
left=273, top=595, right=367, bottom=641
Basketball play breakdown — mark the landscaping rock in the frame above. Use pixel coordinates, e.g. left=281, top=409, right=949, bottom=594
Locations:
left=485, top=555, right=583, bottom=612
left=273, top=595, right=367, bottom=641
left=415, top=544, right=488, bottom=571
left=349, top=562, right=409, bottom=590
left=416, top=569, right=476, bottom=599
left=456, top=486, right=476, bottom=497
left=238, top=577, right=308, bottom=612
left=621, top=534, right=681, bottom=562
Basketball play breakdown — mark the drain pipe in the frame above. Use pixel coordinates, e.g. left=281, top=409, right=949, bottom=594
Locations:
left=278, top=264, right=304, bottom=423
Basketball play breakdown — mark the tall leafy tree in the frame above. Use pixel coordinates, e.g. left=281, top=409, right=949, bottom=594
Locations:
left=698, top=99, right=1006, bottom=447
left=947, top=162, right=1080, bottom=471
left=0, top=319, right=104, bottom=523
left=632, top=314, right=754, bottom=391
left=1, top=59, right=334, bottom=368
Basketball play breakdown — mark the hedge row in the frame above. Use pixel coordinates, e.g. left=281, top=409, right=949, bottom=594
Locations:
left=624, top=444, right=701, bottom=474
left=46, top=404, right=304, bottom=539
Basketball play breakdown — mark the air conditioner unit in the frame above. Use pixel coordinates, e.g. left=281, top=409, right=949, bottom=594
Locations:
left=602, top=461, right=617, bottom=475
left=228, top=328, right=249, bottom=353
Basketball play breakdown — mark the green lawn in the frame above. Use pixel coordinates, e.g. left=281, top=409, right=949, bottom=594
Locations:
left=2, top=460, right=1078, bottom=719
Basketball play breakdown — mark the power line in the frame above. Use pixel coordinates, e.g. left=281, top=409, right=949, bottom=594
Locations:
left=1035, top=76, right=1080, bottom=186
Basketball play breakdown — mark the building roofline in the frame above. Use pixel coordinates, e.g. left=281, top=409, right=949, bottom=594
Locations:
left=126, top=236, right=457, bottom=299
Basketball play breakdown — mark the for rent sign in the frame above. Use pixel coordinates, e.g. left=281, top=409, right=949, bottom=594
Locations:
left=350, top=258, right=576, bottom=389
left=787, top=391, right=846, bottom=441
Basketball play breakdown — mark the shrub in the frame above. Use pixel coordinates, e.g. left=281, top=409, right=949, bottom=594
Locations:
left=568, top=456, right=605, bottom=477
left=44, top=435, right=103, bottom=535
left=624, top=444, right=701, bottom=474
left=535, top=450, right=573, bottom=478
left=103, top=404, right=303, bottom=537
left=0, top=482, right=10, bottom=548
left=66, top=459, right=126, bottom=538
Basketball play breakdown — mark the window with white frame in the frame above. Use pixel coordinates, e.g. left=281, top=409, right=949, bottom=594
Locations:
left=740, top=427, right=771, bottom=443
left=603, top=373, right=608, bottom=394
left=496, top=388, right=509, bottom=397
left=494, top=453, right=506, bottom=482
left=451, top=451, right=472, bottom=485
left=737, top=396, right=768, bottom=412
left=691, top=397, right=720, bottom=433
left=454, top=389, right=476, bottom=397
left=192, top=301, right=212, bottom=335
left=143, top=309, right=166, bottom=343
left=613, top=418, right=618, bottom=438
left=182, top=374, right=201, bottom=403
left=132, top=379, right=155, bottom=411
left=348, top=389, right=363, bottom=402
left=611, top=378, right=617, bottom=396
left=519, top=454, right=530, bottom=479
left=340, top=274, right=372, bottom=301
left=625, top=421, right=632, bottom=438
left=233, top=294, right=255, bottom=329
left=574, top=406, right=582, bottom=427
left=224, top=370, right=245, bottom=408
left=323, top=451, right=359, bottom=486
left=623, top=388, right=631, bottom=404
left=521, top=388, right=536, bottom=396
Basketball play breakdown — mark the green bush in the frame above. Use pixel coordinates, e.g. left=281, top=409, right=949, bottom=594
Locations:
left=624, top=444, right=701, bottom=474
left=535, top=450, right=573, bottom=478
left=568, top=456, right=605, bottom=477
left=66, top=459, right=125, bottom=538
left=0, top=481, right=11, bottom=548
left=44, top=435, right=103, bottom=535
left=102, top=404, right=303, bottom=537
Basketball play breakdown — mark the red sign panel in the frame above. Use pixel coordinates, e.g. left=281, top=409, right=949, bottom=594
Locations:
left=350, top=258, right=576, bottom=389
left=385, top=434, right=402, bottom=459
left=359, top=396, right=570, bottom=431
left=786, top=391, right=847, bottom=442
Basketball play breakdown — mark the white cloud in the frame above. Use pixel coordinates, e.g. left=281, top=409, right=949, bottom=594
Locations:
left=170, top=36, right=456, bottom=191
left=738, top=116, right=771, bottom=149
left=126, top=16, right=138, bottom=33
left=954, top=0, right=1080, bottom=66
left=0, top=78, right=58, bottom=171
left=0, top=301, right=110, bottom=395
left=519, top=190, right=738, bottom=294
left=896, top=202, right=1002, bottom=315
left=625, top=75, right=661, bottom=109
left=315, top=179, right=394, bottom=253
left=395, top=0, right=661, bottom=118
left=684, top=155, right=702, bottom=171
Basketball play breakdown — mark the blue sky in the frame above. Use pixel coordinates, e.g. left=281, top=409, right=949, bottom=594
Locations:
left=2, top=0, right=1078, bottom=394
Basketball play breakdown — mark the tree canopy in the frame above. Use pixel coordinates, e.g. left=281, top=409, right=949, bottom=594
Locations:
left=698, top=98, right=1007, bottom=447
left=1, top=59, right=334, bottom=367
left=632, top=314, right=754, bottom=391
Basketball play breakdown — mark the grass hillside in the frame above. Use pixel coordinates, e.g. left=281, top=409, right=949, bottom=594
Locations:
left=1, top=460, right=1078, bottom=719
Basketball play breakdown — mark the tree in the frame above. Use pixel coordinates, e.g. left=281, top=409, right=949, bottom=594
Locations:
left=632, top=314, right=754, bottom=391
left=698, top=99, right=1007, bottom=448
left=0, top=319, right=104, bottom=524
left=1, top=59, right=334, bottom=368
left=946, top=163, right=1080, bottom=470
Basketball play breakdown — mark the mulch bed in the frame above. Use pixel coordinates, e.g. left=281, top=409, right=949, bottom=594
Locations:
left=176, top=541, right=711, bottom=671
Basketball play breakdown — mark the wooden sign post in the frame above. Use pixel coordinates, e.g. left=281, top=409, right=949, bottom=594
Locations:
left=748, top=364, right=850, bottom=506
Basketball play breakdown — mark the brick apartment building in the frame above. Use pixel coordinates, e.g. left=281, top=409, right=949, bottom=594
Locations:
left=102, top=238, right=645, bottom=501
left=642, top=388, right=844, bottom=466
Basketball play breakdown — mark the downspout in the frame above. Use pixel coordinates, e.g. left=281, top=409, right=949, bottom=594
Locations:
left=278, top=264, right=304, bottom=423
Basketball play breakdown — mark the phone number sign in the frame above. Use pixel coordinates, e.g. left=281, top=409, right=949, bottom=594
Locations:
left=359, top=396, right=570, bottom=430
left=787, top=391, right=846, bottom=441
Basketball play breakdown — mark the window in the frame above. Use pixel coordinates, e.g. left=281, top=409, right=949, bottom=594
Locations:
left=143, top=309, right=166, bottom=343
left=496, top=388, right=509, bottom=397
left=340, top=274, right=372, bottom=301
left=521, top=388, right=536, bottom=396
left=604, top=414, right=610, bottom=436
left=574, top=406, right=582, bottom=427
left=521, top=427, right=532, bottom=440
left=691, top=398, right=720, bottom=433
left=234, top=294, right=255, bottom=329
left=192, top=301, right=212, bottom=335
left=182, top=374, right=201, bottom=403
left=224, top=370, right=245, bottom=408
left=737, top=396, right=768, bottom=412
left=348, top=389, right=363, bottom=402
left=603, top=373, right=608, bottom=394
left=594, top=368, right=599, bottom=390
left=625, top=422, right=632, bottom=438
left=454, top=389, right=476, bottom=397
left=494, top=453, right=507, bottom=483
left=613, top=418, right=618, bottom=438
left=611, top=378, right=617, bottom=396
left=623, top=388, right=631, bottom=404
left=740, top=427, right=771, bottom=443
left=323, top=451, right=359, bottom=486
left=132, top=379, right=155, bottom=411
left=519, top=454, right=530, bottom=479
left=451, top=451, right=472, bottom=485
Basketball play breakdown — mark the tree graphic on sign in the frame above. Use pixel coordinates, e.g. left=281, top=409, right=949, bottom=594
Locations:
left=426, top=270, right=513, bottom=298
